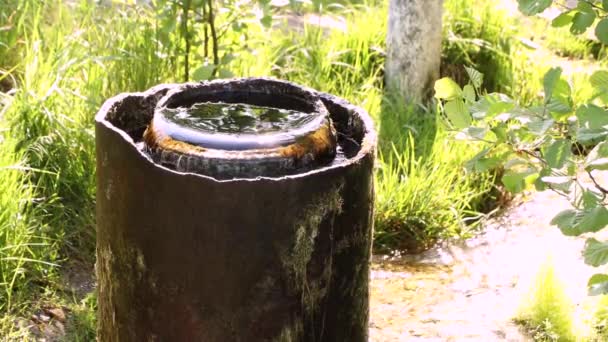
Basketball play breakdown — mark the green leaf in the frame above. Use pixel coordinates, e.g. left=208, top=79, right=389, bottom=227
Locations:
left=586, top=158, right=608, bottom=171
left=232, top=21, right=247, bottom=32
left=543, top=67, right=562, bottom=102
left=578, top=206, right=608, bottom=234
left=457, top=127, right=487, bottom=140
left=588, top=273, right=608, bottom=296
left=471, top=93, right=515, bottom=119
left=551, top=209, right=577, bottom=232
left=502, top=167, right=537, bottom=193
left=463, top=85, right=476, bottom=103
left=465, top=67, right=483, bottom=89
left=534, top=167, right=551, bottom=191
left=260, top=15, right=273, bottom=28
left=570, top=8, right=596, bottom=35
left=465, top=148, right=491, bottom=172
left=218, top=68, right=234, bottom=79
left=502, top=171, right=526, bottom=193
left=474, top=157, right=504, bottom=172
left=435, top=78, right=462, bottom=100
left=577, top=128, right=608, bottom=143
left=543, top=139, right=572, bottom=169
left=604, top=0, right=608, bottom=11
left=552, top=11, right=574, bottom=27
left=581, top=190, right=603, bottom=209
left=444, top=100, right=471, bottom=129
left=518, top=0, right=552, bottom=15
left=527, top=119, right=555, bottom=135
left=491, top=124, right=508, bottom=143
left=577, top=1, right=593, bottom=11
left=590, top=71, right=608, bottom=105
left=192, top=64, right=215, bottom=81
left=551, top=207, right=608, bottom=236
left=546, top=79, right=572, bottom=114
left=465, top=148, right=506, bottom=173
left=585, top=141, right=608, bottom=171
left=541, top=177, right=572, bottom=192
left=577, top=104, right=608, bottom=130
left=221, top=53, right=236, bottom=65
left=596, top=19, right=608, bottom=45
left=591, top=70, right=608, bottom=91
left=584, top=238, right=608, bottom=267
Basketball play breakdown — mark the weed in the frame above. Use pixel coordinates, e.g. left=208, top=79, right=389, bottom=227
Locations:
left=516, top=260, right=575, bottom=342
left=64, top=292, right=97, bottom=342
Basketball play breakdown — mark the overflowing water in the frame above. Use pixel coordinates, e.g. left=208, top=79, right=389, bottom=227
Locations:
left=154, top=102, right=327, bottom=150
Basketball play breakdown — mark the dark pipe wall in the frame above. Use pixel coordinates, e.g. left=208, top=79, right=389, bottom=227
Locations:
left=95, top=79, right=376, bottom=342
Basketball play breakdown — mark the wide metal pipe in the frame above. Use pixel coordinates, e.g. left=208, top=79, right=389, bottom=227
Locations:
left=95, top=78, right=376, bottom=341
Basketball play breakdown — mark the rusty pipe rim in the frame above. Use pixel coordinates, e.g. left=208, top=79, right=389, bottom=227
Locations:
left=94, top=78, right=378, bottom=182
left=143, top=79, right=338, bottom=177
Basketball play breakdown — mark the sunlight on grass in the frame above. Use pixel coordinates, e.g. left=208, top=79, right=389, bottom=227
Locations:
left=515, top=257, right=593, bottom=342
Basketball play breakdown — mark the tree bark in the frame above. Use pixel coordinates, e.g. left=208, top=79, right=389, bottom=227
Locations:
left=385, top=0, right=443, bottom=101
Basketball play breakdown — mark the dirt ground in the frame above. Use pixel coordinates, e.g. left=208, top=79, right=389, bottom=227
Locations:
left=369, top=189, right=597, bottom=341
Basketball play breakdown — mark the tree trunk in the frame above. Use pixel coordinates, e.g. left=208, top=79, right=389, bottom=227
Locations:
left=385, top=0, right=443, bottom=101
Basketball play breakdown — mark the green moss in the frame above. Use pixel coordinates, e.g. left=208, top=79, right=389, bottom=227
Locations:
left=96, top=242, right=146, bottom=340
left=280, top=184, right=342, bottom=285
left=277, top=184, right=343, bottom=338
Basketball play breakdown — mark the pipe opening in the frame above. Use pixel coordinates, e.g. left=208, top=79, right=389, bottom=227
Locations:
left=143, top=81, right=339, bottom=179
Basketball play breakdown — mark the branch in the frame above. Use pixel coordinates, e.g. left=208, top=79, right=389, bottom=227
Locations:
left=202, top=3, right=209, bottom=59
left=207, top=0, right=219, bottom=68
left=181, top=1, right=192, bottom=81
left=581, top=0, right=606, bottom=12
left=588, top=170, right=608, bottom=195
left=520, top=149, right=549, bottom=166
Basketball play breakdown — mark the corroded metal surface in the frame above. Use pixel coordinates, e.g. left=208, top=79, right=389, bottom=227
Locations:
left=95, top=78, right=376, bottom=342
left=143, top=79, right=337, bottom=179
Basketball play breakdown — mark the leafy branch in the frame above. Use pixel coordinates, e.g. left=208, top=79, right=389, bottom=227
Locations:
left=155, top=0, right=274, bottom=81
left=435, top=62, right=608, bottom=295
left=518, top=0, right=608, bottom=43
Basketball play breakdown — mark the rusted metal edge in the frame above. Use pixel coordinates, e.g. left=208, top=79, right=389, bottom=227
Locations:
left=94, top=77, right=377, bottom=183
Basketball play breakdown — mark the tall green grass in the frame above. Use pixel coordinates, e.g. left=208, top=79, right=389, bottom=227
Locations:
left=442, top=0, right=516, bottom=92
left=0, top=1, right=174, bottom=330
left=374, top=136, right=495, bottom=252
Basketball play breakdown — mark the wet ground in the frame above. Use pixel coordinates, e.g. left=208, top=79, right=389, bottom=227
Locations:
left=369, top=190, right=597, bottom=341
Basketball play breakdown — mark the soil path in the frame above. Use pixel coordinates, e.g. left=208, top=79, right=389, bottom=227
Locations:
left=368, top=189, right=597, bottom=341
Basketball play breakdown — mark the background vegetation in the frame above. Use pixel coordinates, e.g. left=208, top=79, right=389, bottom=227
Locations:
left=0, top=0, right=606, bottom=339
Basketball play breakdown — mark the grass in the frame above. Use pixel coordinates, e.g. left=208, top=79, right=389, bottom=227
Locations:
left=0, top=0, right=560, bottom=338
left=63, top=292, right=97, bottom=342
left=442, top=0, right=516, bottom=93
left=593, top=295, right=608, bottom=340
left=516, top=260, right=576, bottom=342
left=0, top=1, right=176, bottom=337
left=374, top=135, right=495, bottom=252
left=525, top=16, right=607, bottom=61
